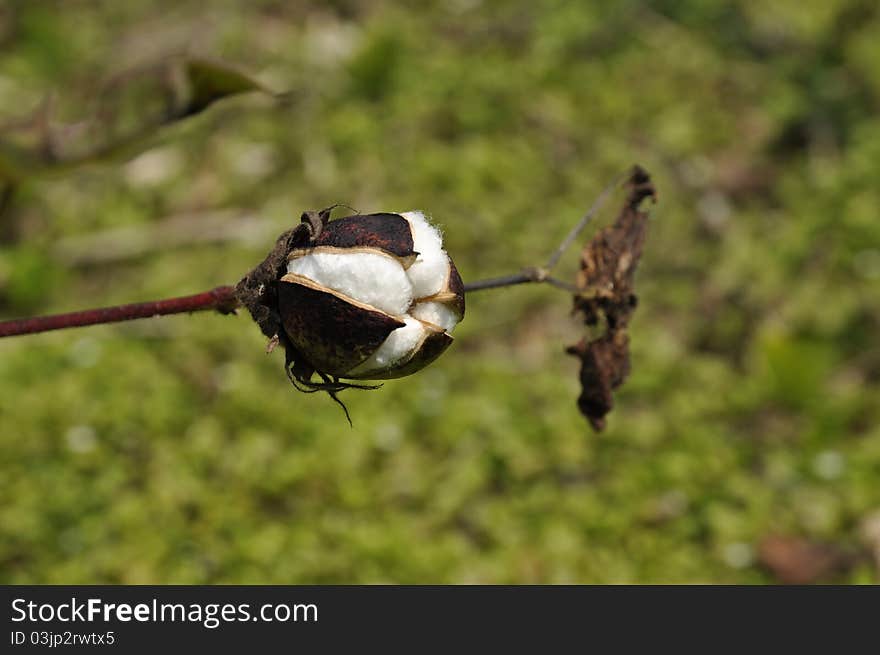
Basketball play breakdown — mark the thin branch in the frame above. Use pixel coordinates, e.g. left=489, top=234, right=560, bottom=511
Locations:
left=463, top=170, right=625, bottom=295
left=0, top=271, right=569, bottom=339
left=543, top=276, right=579, bottom=293
left=0, top=286, right=239, bottom=338
left=462, top=271, right=538, bottom=293
left=462, top=267, right=578, bottom=294
left=543, top=172, right=625, bottom=272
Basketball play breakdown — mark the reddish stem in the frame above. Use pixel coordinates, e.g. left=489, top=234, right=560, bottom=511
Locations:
left=0, top=286, right=239, bottom=338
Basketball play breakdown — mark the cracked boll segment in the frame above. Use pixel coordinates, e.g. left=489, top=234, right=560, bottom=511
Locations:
left=347, top=316, right=427, bottom=377
left=400, top=210, right=449, bottom=298
left=278, top=211, right=465, bottom=380
left=409, top=301, right=459, bottom=333
left=287, top=249, right=413, bottom=316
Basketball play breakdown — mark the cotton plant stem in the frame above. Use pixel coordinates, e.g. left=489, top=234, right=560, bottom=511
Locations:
left=465, top=172, right=624, bottom=295
left=0, top=257, right=587, bottom=340
left=0, top=271, right=574, bottom=339
left=462, top=268, right=576, bottom=294
left=462, top=271, right=537, bottom=293
left=0, top=174, right=623, bottom=339
left=0, top=286, right=239, bottom=338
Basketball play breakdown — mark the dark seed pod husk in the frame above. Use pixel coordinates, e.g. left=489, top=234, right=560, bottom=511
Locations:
left=278, top=273, right=405, bottom=376
left=446, top=259, right=466, bottom=318
left=348, top=325, right=453, bottom=380
left=313, top=213, right=416, bottom=260
left=411, top=259, right=466, bottom=322
left=287, top=245, right=417, bottom=272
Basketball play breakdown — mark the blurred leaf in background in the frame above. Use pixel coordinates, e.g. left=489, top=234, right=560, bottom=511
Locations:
left=0, top=55, right=273, bottom=182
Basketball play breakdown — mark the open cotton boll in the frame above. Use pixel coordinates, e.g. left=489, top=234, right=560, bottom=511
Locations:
left=410, top=301, right=459, bottom=333
left=287, top=250, right=413, bottom=316
left=348, top=317, right=428, bottom=377
left=400, top=211, right=450, bottom=299
left=275, top=210, right=463, bottom=390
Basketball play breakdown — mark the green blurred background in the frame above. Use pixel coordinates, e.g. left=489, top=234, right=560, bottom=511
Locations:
left=1, top=0, right=878, bottom=583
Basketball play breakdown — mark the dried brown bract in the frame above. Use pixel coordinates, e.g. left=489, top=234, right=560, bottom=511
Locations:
left=567, top=166, right=656, bottom=431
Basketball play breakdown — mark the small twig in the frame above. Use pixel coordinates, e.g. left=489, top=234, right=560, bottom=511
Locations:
left=543, top=276, right=579, bottom=293
left=462, top=267, right=578, bottom=294
left=543, top=172, right=625, bottom=272
left=462, top=270, right=538, bottom=293
left=0, top=286, right=239, bottom=338
left=463, top=171, right=624, bottom=295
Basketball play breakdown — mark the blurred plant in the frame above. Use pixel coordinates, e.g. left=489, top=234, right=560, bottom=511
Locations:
left=757, top=534, right=860, bottom=584
left=0, top=56, right=276, bottom=184
left=0, top=55, right=280, bottom=230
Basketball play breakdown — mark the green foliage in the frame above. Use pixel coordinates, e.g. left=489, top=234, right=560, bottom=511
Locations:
left=0, top=0, right=878, bottom=583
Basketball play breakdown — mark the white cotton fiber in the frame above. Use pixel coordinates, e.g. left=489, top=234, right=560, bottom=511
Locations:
left=348, top=317, right=427, bottom=376
left=400, top=211, right=450, bottom=299
left=401, top=211, right=443, bottom=254
left=410, top=301, right=459, bottom=333
left=287, top=251, right=413, bottom=316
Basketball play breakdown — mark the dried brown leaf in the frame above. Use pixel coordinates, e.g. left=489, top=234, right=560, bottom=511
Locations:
left=567, top=165, right=656, bottom=431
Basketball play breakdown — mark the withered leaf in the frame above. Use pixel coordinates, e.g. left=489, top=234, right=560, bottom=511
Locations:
left=567, top=165, right=656, bottom=431
left=182, top=57, right=274, bottom=117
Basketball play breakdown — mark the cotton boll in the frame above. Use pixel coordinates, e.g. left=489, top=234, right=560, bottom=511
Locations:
left=347, top=317, right=428, bottom=377
left=400, top=211, right=450, bottom=298
left=288, top=250, right=412, bottom=316
left=274, top=210, right=464, bottom=391
left=410, top=301, right=459, bottom=333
